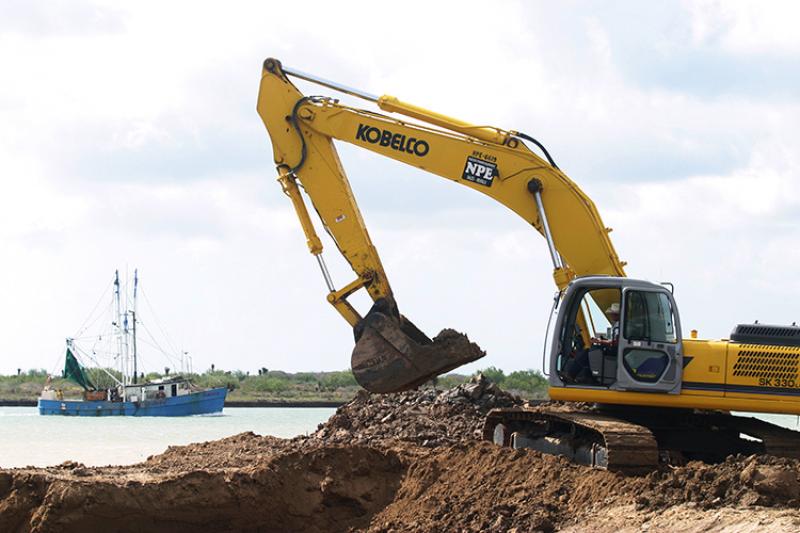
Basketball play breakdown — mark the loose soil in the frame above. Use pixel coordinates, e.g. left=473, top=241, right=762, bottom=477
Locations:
left=2, top=375, right=799, bottom=532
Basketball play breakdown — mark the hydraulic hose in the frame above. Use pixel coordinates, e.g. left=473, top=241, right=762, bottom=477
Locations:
left=515, top=132, right=559, bottom=170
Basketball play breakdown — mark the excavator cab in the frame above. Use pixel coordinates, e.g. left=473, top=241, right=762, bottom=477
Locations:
left=552, top=277, right=683, bottom=395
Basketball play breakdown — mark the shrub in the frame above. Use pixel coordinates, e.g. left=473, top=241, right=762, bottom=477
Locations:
left=319, top=371, right=357, bottom=390
left=503, top=369, right=548, bottom=395
left=252, top=376, right=288, bottom=393
left=477, top=366, right=505, bottom=384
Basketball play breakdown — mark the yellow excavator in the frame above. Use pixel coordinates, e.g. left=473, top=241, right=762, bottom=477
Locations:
left=257, top=58, right=800, bottom=471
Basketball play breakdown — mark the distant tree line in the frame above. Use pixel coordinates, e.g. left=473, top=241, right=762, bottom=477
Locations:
left=475, top=366, right=549, bottom=397
left=0, top=365, right=549, bottom=401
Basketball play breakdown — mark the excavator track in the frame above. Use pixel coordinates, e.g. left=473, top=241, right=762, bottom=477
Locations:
left=627, top=409, right=800, bottom=462
left=483, top=406, right=800, bottom=473
left=482, top=407, right=658, bottom=474
left=709, top=414, right=800, bottom=459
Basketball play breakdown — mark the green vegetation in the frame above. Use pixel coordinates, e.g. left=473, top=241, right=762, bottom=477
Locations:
left=188, top=369, right=361, bottom=402
left=475, top=366, right=549, bottom=398
left=0, top=369, right=82, bottom=401
left=0, top=366, right=549, bottom=403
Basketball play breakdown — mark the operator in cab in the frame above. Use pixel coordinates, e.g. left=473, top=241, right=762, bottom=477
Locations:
left=565, top=301, right=620, bottom=384
left=592, top=303, right=620, bottom=348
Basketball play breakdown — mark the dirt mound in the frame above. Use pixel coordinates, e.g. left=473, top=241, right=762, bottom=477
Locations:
left=143, top=432, right=289, bottom=471
left=636, top=454, right=800, bottom=510
left=4, top=377, right=800, bottom=532
left=0, top=446, right=403, bottom=533
left=308, top=373, right=521, bottom=447
left=369, top=441, right=627, bottom=532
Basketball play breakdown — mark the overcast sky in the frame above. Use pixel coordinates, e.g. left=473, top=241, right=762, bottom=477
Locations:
left=2, top=1, right=799, bottom=376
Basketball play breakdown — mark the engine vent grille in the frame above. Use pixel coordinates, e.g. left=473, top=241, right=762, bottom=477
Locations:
left=732, top=345, right=800, bottom=379
left=730, top=323, right=800, bottom=347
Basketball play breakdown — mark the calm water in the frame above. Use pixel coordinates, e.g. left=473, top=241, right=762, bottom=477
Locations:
left=0, top=406, right=335, bottom=468
left=2, top=407, right=797, bottom=469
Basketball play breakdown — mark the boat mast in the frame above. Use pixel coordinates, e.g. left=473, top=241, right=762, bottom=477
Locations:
left=122, top=272, right=130, bottom=391
left=132, top=269, right=138, bottom=385
left=114, top=270, right=123, bottom=387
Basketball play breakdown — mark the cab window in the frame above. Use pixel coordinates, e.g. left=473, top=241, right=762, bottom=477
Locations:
left=623, top=291, right=676, bottom=343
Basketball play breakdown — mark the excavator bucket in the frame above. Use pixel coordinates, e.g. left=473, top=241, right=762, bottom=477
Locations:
left=351, top=298, right=486, bottom=393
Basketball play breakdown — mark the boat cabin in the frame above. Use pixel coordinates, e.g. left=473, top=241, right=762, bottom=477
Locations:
left=123, top=378, right=193, bottom=402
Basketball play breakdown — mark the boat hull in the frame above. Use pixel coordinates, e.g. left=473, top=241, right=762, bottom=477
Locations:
left=38, top=387, right=227, bottom=416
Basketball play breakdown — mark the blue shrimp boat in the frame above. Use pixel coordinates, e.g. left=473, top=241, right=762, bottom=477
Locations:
left=39, top=270, right=227, bottom=416
left=38, top=384, right=227, bottom=416
left=38, top=368, right=227, bottom=416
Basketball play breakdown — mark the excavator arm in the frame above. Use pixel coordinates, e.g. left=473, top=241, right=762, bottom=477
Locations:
left=257, top=58, right=626, bottom=392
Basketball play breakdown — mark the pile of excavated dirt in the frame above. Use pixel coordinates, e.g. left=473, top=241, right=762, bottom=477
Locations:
left=307, top=372, right=521, bottom=448
left=3, top=375, right=800, bottom=532
left=637, top=454, right=800, bottom=509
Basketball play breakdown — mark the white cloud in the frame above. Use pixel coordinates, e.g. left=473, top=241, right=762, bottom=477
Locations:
left=600, top=145, right=800, bottom=339
left=1, top=1, right=799, bottom=376
left=688, top=0, right=800, bottom=54
left=0, top=151, right=89, bottom=244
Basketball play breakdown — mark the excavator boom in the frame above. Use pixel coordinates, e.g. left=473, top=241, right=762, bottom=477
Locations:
left=257, top=58, right=625, bottom=392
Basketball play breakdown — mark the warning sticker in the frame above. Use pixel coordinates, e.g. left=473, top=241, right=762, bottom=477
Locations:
left=462, top=156, right=497, bottom=187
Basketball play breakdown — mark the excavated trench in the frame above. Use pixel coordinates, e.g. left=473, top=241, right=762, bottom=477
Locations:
left=1, top=446, right=403, bottom=533
left=3, top=376, right=800, bottom=532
